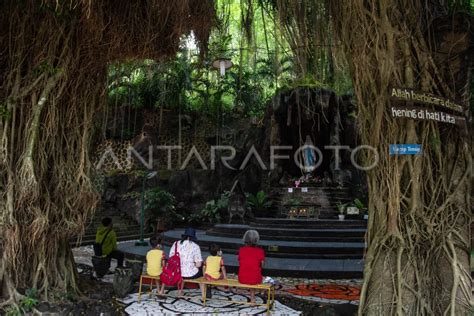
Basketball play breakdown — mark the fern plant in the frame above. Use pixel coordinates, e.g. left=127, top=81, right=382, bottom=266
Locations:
left=354, top=198, right=366, bottom=210
left=286, top=197, right=301, bottom=208
left=246, top=191, right=272, bottom=212
left=200, top=192, right=230, bottom=223
left=336, top=202, right=348, bottom=214
left=200, top=200, right=221, bottom=223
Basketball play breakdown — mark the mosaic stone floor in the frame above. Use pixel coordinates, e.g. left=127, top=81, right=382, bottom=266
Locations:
left=73, top=243, right=363, bottom=310
left=118, top=289, right=300, bottom=315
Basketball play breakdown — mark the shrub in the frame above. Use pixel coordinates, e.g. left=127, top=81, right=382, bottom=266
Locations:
left=246, top=191, right=272, bottom=212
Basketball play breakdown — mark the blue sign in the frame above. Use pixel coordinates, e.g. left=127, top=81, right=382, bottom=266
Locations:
left=389, top=144, right=422, bottom=155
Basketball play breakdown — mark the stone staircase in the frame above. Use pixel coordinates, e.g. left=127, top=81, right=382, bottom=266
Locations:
left=73, top=203, right=152, bottom=246
left=117, top=184, right=366, bottom=279
left=156, top=218, right=367, bottom=279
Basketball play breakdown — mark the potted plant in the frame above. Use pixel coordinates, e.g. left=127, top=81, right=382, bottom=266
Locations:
left=336, top=202, right=347, bottom=220
left=363, top=210, right=369, bottom=220
left=286, top=198, right=301, bottom=218
left=354, top=198, right=368, bottom=220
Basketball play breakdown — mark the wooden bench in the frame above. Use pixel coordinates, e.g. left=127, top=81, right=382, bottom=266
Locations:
left=184, top=277, right=275, bottom=313
left=138, top=274, right=161, bottom=303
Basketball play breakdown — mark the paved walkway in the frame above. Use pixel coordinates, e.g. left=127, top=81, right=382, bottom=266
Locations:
left=118, top=289, right=300, bottom=315
left=73, top=243, right=362, bottom=311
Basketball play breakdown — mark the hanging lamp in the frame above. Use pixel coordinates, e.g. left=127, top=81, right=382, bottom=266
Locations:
left=212, top=58, right=233, bottom=76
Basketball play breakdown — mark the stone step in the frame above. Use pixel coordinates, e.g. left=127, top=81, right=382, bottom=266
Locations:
left=205, top=231, right=364, bottom=243
left=85, top=219, right=135, bottom=225
left=83, top=226, right=146, bottom=236
left=275, top=195, right=353, bottom=201
left=86, top=213, right=136, bottom=220
left=274, top=194, right=353, bottom=199
left=161, top=229, right=365, bottom=259
left=251, top=218, right=367, bottom=228
left=84, top=219, right=138, bottom=226
left=208, top=224, right=366, bottom=239
left=75, top=232, right=154, bottom=246
left=272, top=191, right=352, bottom=196
left=274, top=197, right=353, bottom=205
left=85, top=218, right=138, bottom=225
left=271, top=187, right=352, bottom=197
left=85, top=222, right=138, bottom=229
left=92, top=208, right=130, bottom=214
left=72, top=206, right=142, bottom=247
left=276, top=204, right=336, bottom=208
left=277, top=206, right=349, bottom=211
left=119, top=239, right=364, bottom=279
left=268, top=208, right=359, bottom=218
left=271, top=186, right=351, bottom=191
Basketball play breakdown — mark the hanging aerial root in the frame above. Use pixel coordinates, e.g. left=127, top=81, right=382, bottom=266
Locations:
left=329, top=1, right=472, bottom=315
left=0, top=0, right=216, bottom=302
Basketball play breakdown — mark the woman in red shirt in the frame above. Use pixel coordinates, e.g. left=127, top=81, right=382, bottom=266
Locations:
left=238, top=230, right=265, bottom=305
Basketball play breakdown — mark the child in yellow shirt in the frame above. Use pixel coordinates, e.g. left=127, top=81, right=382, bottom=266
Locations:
left=146, top=236, right=166, bottom=294
left=203, top=244, right=227, bottom=280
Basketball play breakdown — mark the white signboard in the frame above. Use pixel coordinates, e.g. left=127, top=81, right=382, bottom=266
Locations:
left=288, top=188, right=293, bottom=193
left=301, top=187, right=308, bottom=193
left=346, top=207, right=359, bottom=215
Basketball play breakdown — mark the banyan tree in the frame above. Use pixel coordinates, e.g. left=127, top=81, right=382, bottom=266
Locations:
left=266, top=0, right=473, bottom=314
left=331, top=1, right=473, bottom=315
left=0, top=0, right=214, bottom=304
left=0, top=0, right=472, bottom=315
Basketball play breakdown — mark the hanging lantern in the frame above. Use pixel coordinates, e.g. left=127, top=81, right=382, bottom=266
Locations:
left=212, top=58, right=233, bottom=77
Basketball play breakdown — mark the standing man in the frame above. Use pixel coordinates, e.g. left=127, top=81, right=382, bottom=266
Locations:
left=95, top=217, right=124, bottom=268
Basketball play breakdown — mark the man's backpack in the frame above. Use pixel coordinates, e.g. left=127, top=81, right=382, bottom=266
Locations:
left=93, top=229, right=112, bottom=256
left=160, top=242, right=182, bottom=286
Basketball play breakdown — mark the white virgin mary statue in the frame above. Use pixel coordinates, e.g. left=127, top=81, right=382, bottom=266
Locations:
left=303, top=135, right=316, bottom=174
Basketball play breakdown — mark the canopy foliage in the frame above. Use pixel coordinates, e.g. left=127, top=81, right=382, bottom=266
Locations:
left=0, top=1, right=472, bottom=315
left=105, top=0, right=354, bottom=122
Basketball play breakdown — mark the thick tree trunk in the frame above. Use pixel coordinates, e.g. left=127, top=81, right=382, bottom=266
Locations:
left=0, top=0, right=215, bottom=303
left=0, top=4, right=101, bottom=302
left=331, top=2, right=472, bottom=315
